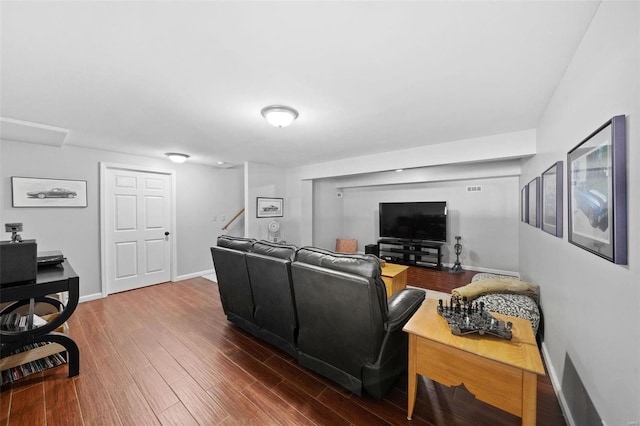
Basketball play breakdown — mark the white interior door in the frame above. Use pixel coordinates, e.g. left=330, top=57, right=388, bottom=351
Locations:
left=104, top=166, right=172, bottom=294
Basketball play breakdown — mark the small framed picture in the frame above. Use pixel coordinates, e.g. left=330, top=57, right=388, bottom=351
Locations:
left=567, top=115, right=627, bottom=264
left=541, top=161, right=563, bottom=237
left=527, top=177, right=540, bottom=228
left=520, top=185, right=529, bottom=223
left=12, top=177, right=88, bottom=208
left=256, top=197, right=284, bottom=218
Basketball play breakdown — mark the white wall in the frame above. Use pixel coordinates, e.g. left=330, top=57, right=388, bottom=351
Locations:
left=335, top=175, right=520, bottom=272
left=1, top=140, right=244, bottom=299
left=520, top=3, right=640, bottom=425
left=312, top=178, right=344, bottom=251
left=244, top=161, right=287, bottom=241
left=287, top=129, right=536, bottom=249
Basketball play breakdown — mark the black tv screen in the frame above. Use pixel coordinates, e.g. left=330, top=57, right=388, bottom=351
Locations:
left=379, top=202, right=447, bottom=242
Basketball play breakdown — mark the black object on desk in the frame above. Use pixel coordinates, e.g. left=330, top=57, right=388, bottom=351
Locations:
left=0, top=260, right=80, bottom=377
left=0, top=240, right=37, bottom=287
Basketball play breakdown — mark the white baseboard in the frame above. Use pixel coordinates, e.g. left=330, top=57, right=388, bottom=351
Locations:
left=174, top=268, right=215, bottom=282
left=79, top=292, right=104, bottom=303
left=541, top=342, right=575, bottom=426
left=442, top=262, right=520, bottom=278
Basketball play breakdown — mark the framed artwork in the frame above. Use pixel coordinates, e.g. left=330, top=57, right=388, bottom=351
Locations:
left=527, top=177, right=540, bottom=228
left=541, top=161, right=563, bottom=237
left=520, top=185, right=529, bottom=223
left=12, top=177, right=88, bottom=208
left=256, top=197, right=284, bottom=218
left=567, top=115, right=627, bottom=264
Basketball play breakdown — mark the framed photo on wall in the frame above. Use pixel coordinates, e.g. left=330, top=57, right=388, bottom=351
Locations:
left=527, top=177, right=540, bottom=228
left=11, top=176, right=88, bottom=207
left=541, top=161, right=563, bottom=237
left=256, top=197, right=284, bottom=218
left=520, top=185, right=529, bottom=223
left=567, top=115, right=627, bottom=264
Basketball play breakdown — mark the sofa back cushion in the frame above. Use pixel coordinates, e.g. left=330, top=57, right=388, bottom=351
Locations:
left=294, top=247, right=382, bottom=278
left=251, top=240, right=297, bottom=261
left=217, top=235, right=255, bottom=252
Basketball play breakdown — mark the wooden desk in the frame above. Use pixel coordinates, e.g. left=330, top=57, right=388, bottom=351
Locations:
left=403, top=299, right=545, bottom=425
left=380, top=263, right=409, bottom=297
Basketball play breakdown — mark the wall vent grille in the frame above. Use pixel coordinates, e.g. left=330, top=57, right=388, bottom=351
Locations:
left=466, top=185, right=483, bottom=192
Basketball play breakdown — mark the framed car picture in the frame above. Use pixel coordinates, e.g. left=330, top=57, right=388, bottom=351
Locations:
left=567, top=115, right=627, bottom=264
left=256, top=197, right=283, bottom=218
left=12, top=177, right=88, bottom=207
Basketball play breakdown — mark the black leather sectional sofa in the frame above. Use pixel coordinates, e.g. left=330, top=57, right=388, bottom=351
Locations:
left=210, top=235, right=425, bottom=399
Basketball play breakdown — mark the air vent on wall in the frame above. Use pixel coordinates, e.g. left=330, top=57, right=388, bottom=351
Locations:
left=466, top=185, right=482, bottom=192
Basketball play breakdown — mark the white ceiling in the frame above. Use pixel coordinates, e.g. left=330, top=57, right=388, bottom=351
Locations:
left=1, top=1, right=600, bottom=168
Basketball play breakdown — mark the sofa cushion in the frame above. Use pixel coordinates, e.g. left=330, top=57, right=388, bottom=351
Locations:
left=217, top=235, right=255, bottom=252
left=295, top=247, right=381, bottom=278
left=252, top=240, right=297, bottom=261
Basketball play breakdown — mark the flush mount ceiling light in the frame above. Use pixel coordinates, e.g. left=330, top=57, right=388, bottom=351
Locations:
left=261, top=105, right=299, bottom=128
left=165, top=152, right=190, bottom=163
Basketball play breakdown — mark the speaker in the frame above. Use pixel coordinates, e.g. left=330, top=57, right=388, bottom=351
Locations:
left=0, top=240, right=37, bottom=287
left=364, top=244, right=379, bottom=257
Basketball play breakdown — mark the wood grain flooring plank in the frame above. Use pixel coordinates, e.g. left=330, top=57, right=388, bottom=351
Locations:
left=131, top=365, right=180, bottom=415
left=241, top=381, right=315, bottom=425
left=43, top=365, right=78, bottom=409
left=318, top=386, right=391, bottom=426
left=225, top=347, right=284, bottom=389
left=45, top=399, right=83, bottom=426
left=8, top=382, right=45, bottom=426
left=114, top=335, right=153, bottom=373
left=206, top=380, right=278, bottom=424
left=93, top=353, right=136, bottom=394
left=109, top=381, right=160, bottom=426
left=144, top=346, right=189, bottom=385
left=157, top=402, right=199, bottom=426
left=0, top=386, right=11, bottom=423
left=169, top=375, right=227, bottom=424
left=271, top=380, right=350, bottom=426
left=264, top=354, right=328, bottom=398
left=73, top=374, right=123, bottom=426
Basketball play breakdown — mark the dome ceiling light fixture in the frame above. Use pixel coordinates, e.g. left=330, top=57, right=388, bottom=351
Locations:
left=165, top=152, right=190, bottom=163
left=261, top=105, right=299, bottom=128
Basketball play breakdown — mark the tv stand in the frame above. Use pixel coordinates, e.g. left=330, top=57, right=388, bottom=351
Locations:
left=378, top=239, right=443, bottom=270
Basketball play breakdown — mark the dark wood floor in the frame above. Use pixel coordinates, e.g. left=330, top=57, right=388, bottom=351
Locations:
left=406, top=266, right=479, bottom=293
left=1, top=271, right=566, bottom=425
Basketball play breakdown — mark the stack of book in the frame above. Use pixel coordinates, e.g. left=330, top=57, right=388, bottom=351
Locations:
left=0, top=313, right=47, bottom=331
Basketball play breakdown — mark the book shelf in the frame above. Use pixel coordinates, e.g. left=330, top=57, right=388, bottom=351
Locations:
left=0, top=261, right=79, bottom=382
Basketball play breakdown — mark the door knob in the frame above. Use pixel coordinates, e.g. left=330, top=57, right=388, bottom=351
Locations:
left=164, top=231, right=170, bottom=236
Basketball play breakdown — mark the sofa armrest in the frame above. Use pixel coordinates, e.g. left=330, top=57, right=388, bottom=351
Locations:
left=385, top=289, right=425, bottom=331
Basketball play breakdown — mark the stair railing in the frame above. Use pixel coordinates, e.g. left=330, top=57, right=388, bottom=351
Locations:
left=221, top=208, right=245, bottom=231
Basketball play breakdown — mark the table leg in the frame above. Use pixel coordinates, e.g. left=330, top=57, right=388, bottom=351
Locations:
left=407, top=334, right=417, bottom=420
left=32, top=332, right=80, bottom=377
left=521, top=371, right=537, bottom=426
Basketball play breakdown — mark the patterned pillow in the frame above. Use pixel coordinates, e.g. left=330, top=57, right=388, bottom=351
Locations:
left=473, top=293, right=540, bottom=335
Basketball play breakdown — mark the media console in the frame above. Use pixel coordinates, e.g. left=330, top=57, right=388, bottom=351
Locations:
left=377, top=239, right=442, bottom=270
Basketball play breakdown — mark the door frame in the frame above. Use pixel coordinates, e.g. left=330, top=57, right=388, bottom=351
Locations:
left=99, top=162, right=177, bottom=297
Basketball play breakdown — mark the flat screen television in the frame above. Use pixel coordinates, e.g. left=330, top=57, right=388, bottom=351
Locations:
left=379, top=201, right=447, bottom=242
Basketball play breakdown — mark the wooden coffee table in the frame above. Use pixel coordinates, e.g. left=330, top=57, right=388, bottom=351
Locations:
left=403, top=298, right=545, bottom=425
